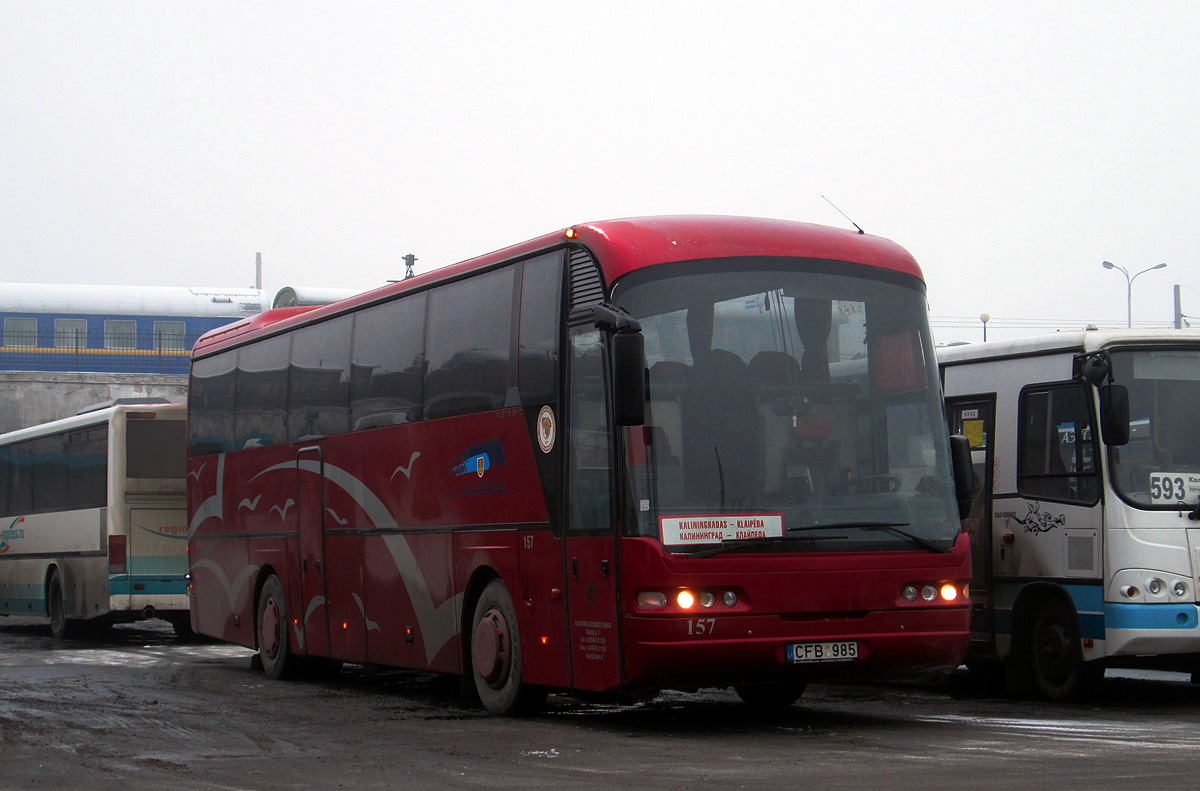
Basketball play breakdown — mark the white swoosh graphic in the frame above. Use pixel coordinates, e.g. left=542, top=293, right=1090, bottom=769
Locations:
left=325, top=508, right=348, bottom=526
left=189, top=454, right=225, bottom=536
left=352, top=593, right=380, bottom=632
left=251, top=458, right=462, bottom=663
left=238, top=494, right=263, bottom=511
left=390, top=451, right=421, bottom=481
left=187, top=461, right=207, bottom=482
left=270, top=499, right=295, bottom=520
left=189, top=558, right=260, bottom=613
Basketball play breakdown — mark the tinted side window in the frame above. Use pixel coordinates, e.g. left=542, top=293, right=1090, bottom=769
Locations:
left=424, top=267, right=516, bottom=419
left=7, top=443, right=32, bottom=514
left=30, top=435, right=68, bottom=513
left=1018, top=384, right=1099, bottom=504
left=351, top=293, right=427, bottom=431
left=289, top=315, right=353, bottom=441
left=69, top=425, right=109, bottom=507
left=235, top=336, right=290, bottom=450
left=189, top=352, right=237, bottom=456
left=518, top=252, right=563, bottom=405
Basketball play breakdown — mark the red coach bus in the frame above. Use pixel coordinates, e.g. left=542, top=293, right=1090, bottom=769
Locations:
left=186, top=216, right=973, bottom=714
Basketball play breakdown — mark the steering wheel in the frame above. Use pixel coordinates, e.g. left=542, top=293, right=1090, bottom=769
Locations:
left=831, top=475, right=902, bottom=494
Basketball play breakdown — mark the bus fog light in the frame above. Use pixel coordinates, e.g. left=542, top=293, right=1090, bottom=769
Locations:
left=677, top=590, right=696, bottom=609
left=921, top=585, right=937, bottom=602
left=721, top=590, right=738, bottom=607
left=901, top=585, right=918, bottom=602
left=699, top=592, right=716, bottom=608
left=637, top=592, right=666, bottom=609
left=1173, top=581, right=1188, bottom=597
left=939, top=584, right=958, bottom=602
left=1120, top=585, right=1140, bottom=598
left=1148, top=579, right=1164, bottom=596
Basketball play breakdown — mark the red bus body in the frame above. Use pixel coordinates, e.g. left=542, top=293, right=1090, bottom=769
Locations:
left=186, top=216, right=970, bottom=711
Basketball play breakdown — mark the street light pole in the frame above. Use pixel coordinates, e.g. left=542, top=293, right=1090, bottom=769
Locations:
left=980, top=313, right=990, bottom=342
left=1101, top=261, right=1167, bottom=328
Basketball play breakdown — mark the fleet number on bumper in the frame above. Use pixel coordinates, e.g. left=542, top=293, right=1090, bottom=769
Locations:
left=786, top=641, right=859, bottom=663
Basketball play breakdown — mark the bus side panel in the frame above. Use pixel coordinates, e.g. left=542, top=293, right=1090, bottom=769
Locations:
left=0, top=510, right=107, bottom=620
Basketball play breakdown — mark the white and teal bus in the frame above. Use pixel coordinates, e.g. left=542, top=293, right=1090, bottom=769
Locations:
left=0, top=402, right=190, bottom=638
left=939, top=330, right=1200, bottom=699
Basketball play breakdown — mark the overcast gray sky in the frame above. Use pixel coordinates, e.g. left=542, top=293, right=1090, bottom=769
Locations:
left=2, top=1, right=1197, bottom=344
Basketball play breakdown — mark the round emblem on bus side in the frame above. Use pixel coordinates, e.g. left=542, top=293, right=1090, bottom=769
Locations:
left=537, top=406, right=556, bottom=453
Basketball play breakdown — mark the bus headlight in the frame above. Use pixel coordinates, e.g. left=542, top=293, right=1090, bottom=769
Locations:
left=901, top=585, right=918, bottom=602
left=1147, top=578, right=1164, bottom=596
left=939, top=584, right=959, bottom=602
left=1173, top=581, right=1188, bottom=598
left=921, top=585, right=937, bottom=602
left=722, top=590, right=738, bottom=608
left=637, top=591, right=667, bottom=609
left=699, top=592, right=716, bottom=608
left=676, top=590, right=696, bottom=609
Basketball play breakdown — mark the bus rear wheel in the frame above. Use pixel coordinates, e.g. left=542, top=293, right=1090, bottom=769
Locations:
left=47, top=568, right=74, bottom=640
left=470, top=579, right=543, bottom=715
left=257, top=575, right=297, bottom=680
left=734, top=683, right=807, bottom=708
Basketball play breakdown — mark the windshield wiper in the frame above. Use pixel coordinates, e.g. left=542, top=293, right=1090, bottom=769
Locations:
left=787, top=521, right=952, bottom=554
left=686, top=534, right=847, bottom=559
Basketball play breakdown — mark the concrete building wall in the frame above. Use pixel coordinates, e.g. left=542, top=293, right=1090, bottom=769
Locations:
left=0, top=372, right=187, bottom=434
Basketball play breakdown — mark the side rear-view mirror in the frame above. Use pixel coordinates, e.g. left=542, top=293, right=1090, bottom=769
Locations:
left=1099, top=384, right=1130, bottom=446
left=949, top=434, right=976, bottom=520
left=612, top=332, right=646, bottom=426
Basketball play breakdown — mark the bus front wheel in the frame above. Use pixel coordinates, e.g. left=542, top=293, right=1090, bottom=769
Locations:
left=1025, top=598, right=1096, bottom=701
left=470, top=579, right=544, bottom=715
left=734, top=682, right=807, bottom=708
left=257, top=575, right=297, bottom=680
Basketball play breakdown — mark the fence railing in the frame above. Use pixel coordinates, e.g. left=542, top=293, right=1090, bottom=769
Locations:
left=0, top=330, right=200, bottom=374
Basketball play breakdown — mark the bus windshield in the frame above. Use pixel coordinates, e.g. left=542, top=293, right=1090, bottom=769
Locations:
left=612, top=257, right=961, bottom=554
left=1108, top=348, right=1200, bottom=509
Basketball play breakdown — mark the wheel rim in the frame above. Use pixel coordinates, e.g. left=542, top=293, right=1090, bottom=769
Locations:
left=473, top=607, right=511, bottom=688
left=1034, top=618, right=1072, bottom=683
left=261, top=597, right=281, bottom=660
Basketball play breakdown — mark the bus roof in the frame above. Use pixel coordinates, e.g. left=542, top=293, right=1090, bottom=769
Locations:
left=193, top=215, right=922, bottom=359
left=0, top=402, right=185, bottom=447
left=937, top=328, right=1200, bottom=366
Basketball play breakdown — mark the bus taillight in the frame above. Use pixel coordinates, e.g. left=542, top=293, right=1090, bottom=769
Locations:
left=108, top=535, right=127, bottom=575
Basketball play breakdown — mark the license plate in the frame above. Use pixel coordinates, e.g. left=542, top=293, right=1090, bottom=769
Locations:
left=786, top=640, right=859, bottom=663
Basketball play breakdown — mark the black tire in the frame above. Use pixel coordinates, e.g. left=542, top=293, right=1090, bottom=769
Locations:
left=733, top=682, right=807, bottom=709
left=47, top=568, right=73, bottom=640
left=256, top=575, right=297, bottom=680
left=168, top=614, right=197, bottom=642
left=470, top=579, right=543, bottom=715
left=1025, top=599, right=1095, bottom=701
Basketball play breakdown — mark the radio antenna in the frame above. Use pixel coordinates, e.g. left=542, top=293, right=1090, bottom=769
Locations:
left=821, top=195, right=865, bottom=235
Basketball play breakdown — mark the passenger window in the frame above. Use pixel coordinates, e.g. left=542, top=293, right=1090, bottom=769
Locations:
left=518, top=252, right=564, bottom=405
left=424, top=267, right=516, bottom=419
left=289, top=315, right=353, bottom=441
left=189, top=352, right=237, bottom=456
left=154, top=321, right=187, bottom=351
left=350, top=293, right=427, bottom=431
left=5, top=316, right=37, bottom=348
left=54, top=318, right=88, bottom=349
left=234, top=336, right=290, bottom=450
left=1018, top=384, right=1099, bottom=504
left=104, top=319, right=137, bottom=350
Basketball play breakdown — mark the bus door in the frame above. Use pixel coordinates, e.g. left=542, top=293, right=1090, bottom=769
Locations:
left=296, top=445, right=331, bottom=658
left=947, top=396, right=997, bottom=656
left=564, top=328, right=623, bottom=692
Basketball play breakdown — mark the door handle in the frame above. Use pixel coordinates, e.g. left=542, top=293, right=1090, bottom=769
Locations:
left=601, top=559, right=610, bottom=577
left=572, top=557, right=579, bottom=579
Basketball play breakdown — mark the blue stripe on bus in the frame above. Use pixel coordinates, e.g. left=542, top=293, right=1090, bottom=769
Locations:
left=993, top=582, right=1106, bottom=640
left=108, top=577, right=188, bottom=596
left=1105, top=603, right=1199, bottom=631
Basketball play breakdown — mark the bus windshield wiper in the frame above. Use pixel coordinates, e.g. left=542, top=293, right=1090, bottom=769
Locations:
left=787, top=521, right=951, bottom=554
left=686, top=534, right=847, bottom=559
